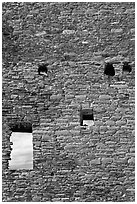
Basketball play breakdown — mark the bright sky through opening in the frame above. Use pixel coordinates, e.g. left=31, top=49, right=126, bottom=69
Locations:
left=9, top=132, right=33, bottom=170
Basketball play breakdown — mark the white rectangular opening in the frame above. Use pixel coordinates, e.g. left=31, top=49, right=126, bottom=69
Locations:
left=9, top=132, right=33, bottom=170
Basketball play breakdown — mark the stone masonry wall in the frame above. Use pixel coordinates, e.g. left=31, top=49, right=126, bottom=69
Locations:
left=2, top=2, right=135, bottom=202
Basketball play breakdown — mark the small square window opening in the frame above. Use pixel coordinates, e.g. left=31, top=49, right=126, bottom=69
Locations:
left=80, top=109, right=94, bottom=128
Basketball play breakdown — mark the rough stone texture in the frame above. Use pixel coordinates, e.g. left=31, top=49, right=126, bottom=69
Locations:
left=2, top=2, right=135, bottom=202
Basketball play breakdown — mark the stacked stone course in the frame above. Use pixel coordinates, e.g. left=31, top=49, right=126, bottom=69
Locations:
left=2, top=2, right=135, bottom=202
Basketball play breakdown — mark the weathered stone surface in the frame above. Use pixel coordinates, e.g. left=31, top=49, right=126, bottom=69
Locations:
left=110, top=84, right=128, bottom=89
left=105, top=120, right=115, bottom=126
left=50, top=94, right=62, bottom=100
left=90, top=158, right=101, bottom=165
left=62, top=29, right=75, bottom=35
left=99, top=95, right=112, bottom=100
left=102, top=158, right=113, bottom=165
left=2, top=2, right=135, bottom=203
left=55, top=130, right=70, bottom=136
left=75, top=95, right=86, bottom=100
left=116, top=120, right=127, bottom=126
left=111, top=28, right=123, bottom=33
left=128, top=158, right=135, bottom=164
left=35, top=31, right=47, bottom=36
left=70, top=130, right=80, bottom=135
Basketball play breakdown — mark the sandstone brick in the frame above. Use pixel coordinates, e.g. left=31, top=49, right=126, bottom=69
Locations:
left=96, top=143, right=106, bottom=149
left=99, top=95, right=112, bottom=100
left=55, top=130, right=69, bottom=136
left=132, top=130, right=135, bottom=135
left=90, top=158, right=101, bottom=165
left=70, top=130, right=80, bottom=135
left=69, top=122, right=80, bottom=126
left=111, top=28, right=123, bottom=33
left=130, top=147, right=135, bottom=153
left=62, top=29, right=75, bottom=35
left=105, top=120, right=115, bottom=126
left=116, top=120, right=127, bottom=126
left=65, top=94, right=74, bottom=99
left=75, top=95, right=86, bottom=100
left=94, top=107, right=105, bottom=113
left=114, top=158, right=128, bottom=164
left=124, top=8, right=135, bottom=14
left=2, top=2, right=135, bottom=203
left=128, top=158, right=135, bottom=164
left=100, top=126, right=108, bottom=132
left=102, top=158, right=113, bottom=165
left=42, top=135, right=51, bottom=141
left=94, top=121, right=104, bottom=126
left=33, top=141, right=41, bottom=146
left=33, top=130, right=49, bottom=134
left=127, top=120, right=135, bottom=125
left=50, top=94, right=62, bottom=100
left=110, top=84, right=128, bottom=89
left=64, top=144, right=78, bottom=150
left=35, top=31, right=47, bottom=36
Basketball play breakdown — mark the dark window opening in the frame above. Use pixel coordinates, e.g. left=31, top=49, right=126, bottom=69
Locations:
left=38, top=63, right=48, bottom=75
left=122, top=62, right=132, bottom=73
left=51, top=172, right=54, bottom=176
left=80, top=109, right=94, bottom=127
left=9, top=122, right=32, bottom=133
left=83, top=114, right=94, bottom=120
left=104, top=62, right=115, bottom=76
